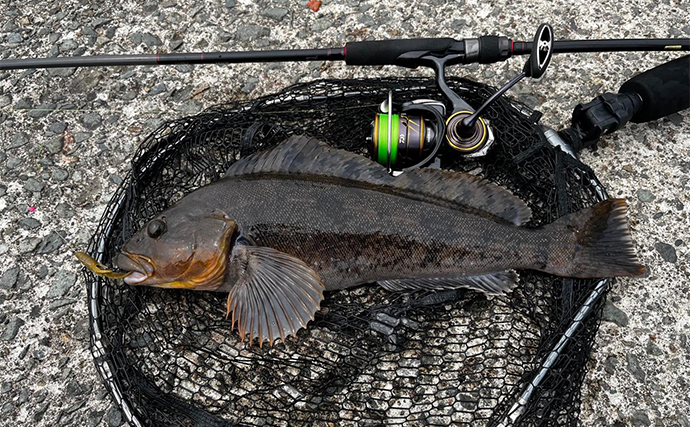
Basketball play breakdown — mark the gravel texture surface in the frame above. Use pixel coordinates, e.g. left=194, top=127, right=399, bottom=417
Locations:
left=0, top=0, right=688, bottom=426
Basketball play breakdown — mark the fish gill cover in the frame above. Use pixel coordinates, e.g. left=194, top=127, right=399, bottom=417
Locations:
left=83, top=78, right=607, bottom=426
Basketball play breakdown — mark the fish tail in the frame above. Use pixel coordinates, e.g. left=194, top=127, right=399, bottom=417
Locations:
left=543, top=199, right=645, bottom=278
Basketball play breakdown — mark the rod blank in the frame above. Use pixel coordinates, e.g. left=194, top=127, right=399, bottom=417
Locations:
left=511, top=38, right=690, bottom=54
left=0, top=48, right=345, bottom=70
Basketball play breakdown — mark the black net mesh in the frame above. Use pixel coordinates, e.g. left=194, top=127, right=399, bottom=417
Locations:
left=84, top=78, right=609, bottom=427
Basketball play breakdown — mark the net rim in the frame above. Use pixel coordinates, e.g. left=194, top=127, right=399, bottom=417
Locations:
left=84, top=77, right=611, bottom=427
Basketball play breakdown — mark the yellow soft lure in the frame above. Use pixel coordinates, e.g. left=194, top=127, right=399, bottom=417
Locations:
left=76, top=251, right=132, bottom=280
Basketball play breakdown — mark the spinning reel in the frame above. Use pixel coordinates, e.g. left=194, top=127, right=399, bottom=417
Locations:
left=369, top=24, right=554, bottom=171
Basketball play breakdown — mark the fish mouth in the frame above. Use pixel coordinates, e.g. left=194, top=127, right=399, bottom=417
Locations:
left=124, top=272, right=148, bottom=285
left=115, top=252, right=155, bottom=286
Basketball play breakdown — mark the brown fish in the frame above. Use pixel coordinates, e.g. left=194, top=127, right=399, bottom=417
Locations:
left=112, top=136, right=644, bottom=345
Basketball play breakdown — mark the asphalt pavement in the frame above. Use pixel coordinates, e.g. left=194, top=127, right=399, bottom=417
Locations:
left=0, top=0, right=688, bottom=425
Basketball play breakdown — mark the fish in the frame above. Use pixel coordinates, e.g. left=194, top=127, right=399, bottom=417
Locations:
left=110, top=135, right=645, bottom=346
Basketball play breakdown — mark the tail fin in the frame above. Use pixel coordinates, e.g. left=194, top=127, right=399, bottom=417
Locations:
left=544, top=199, right=645, bottom=278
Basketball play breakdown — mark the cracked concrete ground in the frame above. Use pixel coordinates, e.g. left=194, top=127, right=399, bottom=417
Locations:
left=0, top=0, right=688, bottom=425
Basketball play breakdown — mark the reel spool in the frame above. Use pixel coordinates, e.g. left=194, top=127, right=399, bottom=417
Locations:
left=371, top=112, right=430, bottom=169
left=369, top=95, right=445, bottom=170
left=368, top=93, right=495, bottom=171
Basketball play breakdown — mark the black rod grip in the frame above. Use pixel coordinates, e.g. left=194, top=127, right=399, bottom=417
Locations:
left=344, top=38, right=456, bottom=65
left=619, top=55, right=690, bottom=123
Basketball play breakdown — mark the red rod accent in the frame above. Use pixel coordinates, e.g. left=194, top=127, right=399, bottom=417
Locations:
left=510, top=40, right=514, bottom=53
left=343, top=46, right=347, bottom=58
left=200, top=52, right=204, bottom=61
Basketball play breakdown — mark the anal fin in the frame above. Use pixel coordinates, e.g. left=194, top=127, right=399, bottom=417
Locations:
left=378, top=271, right=518, bottom=295
left=226, top=245, right=325, bottom=347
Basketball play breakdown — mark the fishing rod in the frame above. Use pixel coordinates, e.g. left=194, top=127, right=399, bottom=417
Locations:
left=2, top=26, right=688, bottom=172
left=0, top=37, right=687, bottom=70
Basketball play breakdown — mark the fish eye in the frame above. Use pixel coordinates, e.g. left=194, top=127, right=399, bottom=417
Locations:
left=147, top=219, right=167, bottom=239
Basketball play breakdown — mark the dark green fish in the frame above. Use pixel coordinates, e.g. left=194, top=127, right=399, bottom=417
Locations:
left=114, top=136, right=644, bottom=345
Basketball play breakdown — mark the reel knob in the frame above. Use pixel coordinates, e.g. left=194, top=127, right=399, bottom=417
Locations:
left=454, top=23, right=555, bottom=150
left=524, top=23, right=554, bottom=79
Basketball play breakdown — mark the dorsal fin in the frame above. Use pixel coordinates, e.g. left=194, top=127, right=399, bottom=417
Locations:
left=393, top=169, right=531, bottom=225
left=225, top=136, right=531, bottom=225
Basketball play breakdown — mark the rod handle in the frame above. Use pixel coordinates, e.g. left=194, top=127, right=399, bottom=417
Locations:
left=344, top=38, right=458, bottom=66
left=619, top=54, right=690, bottom=123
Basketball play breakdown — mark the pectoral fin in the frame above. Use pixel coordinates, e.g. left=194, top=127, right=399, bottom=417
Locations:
left=226, top=245, right=325, bottom=347
left=378, top=271, right=518, bottom=295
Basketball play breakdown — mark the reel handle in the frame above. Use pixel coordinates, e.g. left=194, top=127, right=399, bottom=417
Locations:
left=460, top=24, right=554, bottom=131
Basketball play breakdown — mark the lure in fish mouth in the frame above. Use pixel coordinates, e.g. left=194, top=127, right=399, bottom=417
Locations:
left=79, top=212, right=237, bottom=290
left=81, top=136, right=645, bottom=347
left=114, top=252, right=155, bottom=286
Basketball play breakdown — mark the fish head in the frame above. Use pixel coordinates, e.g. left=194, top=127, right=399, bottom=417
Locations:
left=115, top=203, right=237, bottom=290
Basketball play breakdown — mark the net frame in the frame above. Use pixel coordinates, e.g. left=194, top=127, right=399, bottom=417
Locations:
left=83, top=77, right=610, bottom=427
